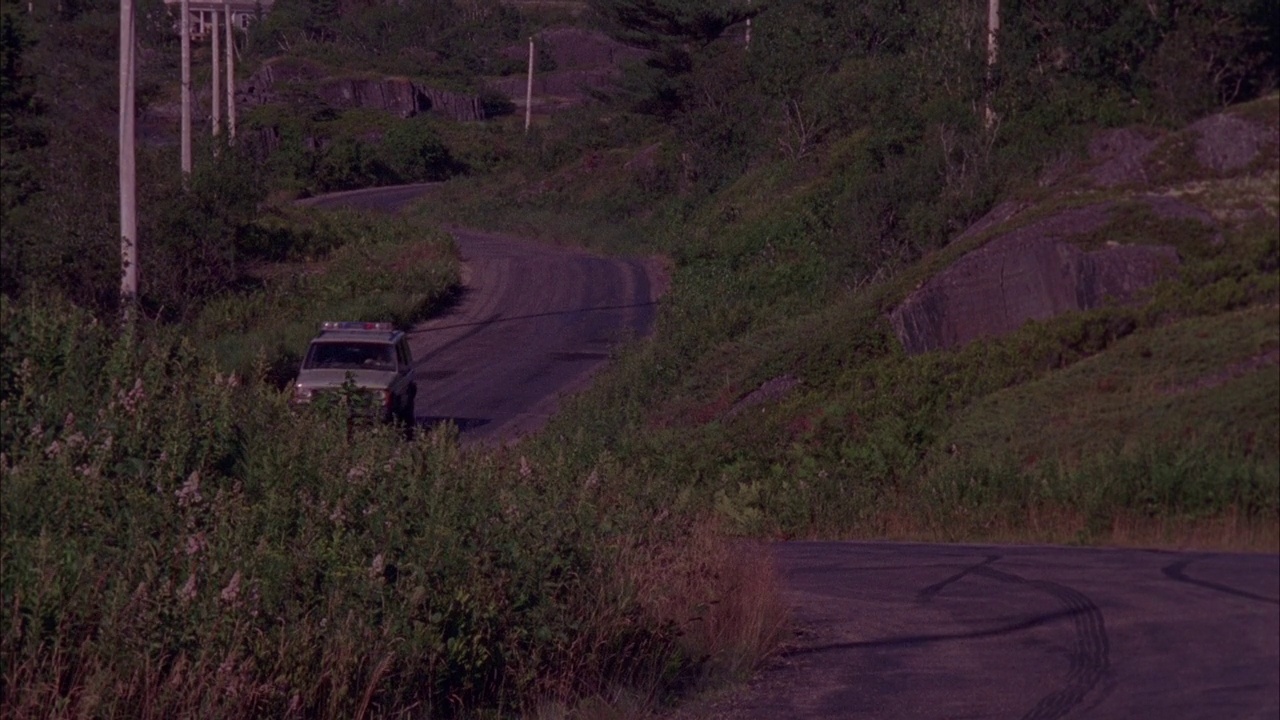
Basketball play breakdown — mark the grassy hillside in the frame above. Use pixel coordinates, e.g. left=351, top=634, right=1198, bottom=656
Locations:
left=2, top=1, right=1277, bottom=718
left=412, top=22, right=1279, bottom=551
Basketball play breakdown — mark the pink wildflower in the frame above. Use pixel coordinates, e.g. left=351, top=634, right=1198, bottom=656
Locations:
left=176, top=471, right=202, bottom=507
left=185, top=532, right=207, bottom=556
left=120, top=378, right=146, bottom=414
left=220, top=571, right=242, bottom=605
left=178, top=574, right=197, bottom=604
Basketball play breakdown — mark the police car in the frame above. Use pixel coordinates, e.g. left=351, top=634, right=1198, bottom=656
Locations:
left=292, top=322, right=417, bottom=425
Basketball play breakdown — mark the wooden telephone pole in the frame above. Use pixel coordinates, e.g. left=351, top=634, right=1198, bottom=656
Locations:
left=119, top=0, right=138, bottom=314
left=224, top=2, right=235, bottom=140
left=212, top=6, right=220, bottom=140
left=524, top=37, right=534, bottom=133
left=180, top=0, right=191, bottom=174
left=984, top=0, right=999, bottom=129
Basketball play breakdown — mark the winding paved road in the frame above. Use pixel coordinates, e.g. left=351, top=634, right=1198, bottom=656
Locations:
left=406, top=227, right=658, bottom=444
left=303, top=185, right=1279, bottom=719
left=300, top=184, right=661, bottom=444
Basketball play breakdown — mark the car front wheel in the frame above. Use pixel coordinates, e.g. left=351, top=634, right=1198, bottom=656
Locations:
left=398, top=385, right=417, bottom=426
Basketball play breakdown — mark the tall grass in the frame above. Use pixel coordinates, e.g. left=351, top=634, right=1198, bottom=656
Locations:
left=0, top=298, right=785, bottom=718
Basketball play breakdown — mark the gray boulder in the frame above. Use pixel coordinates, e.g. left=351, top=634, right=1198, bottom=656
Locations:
left=889, top=204, right=1182, bottom=355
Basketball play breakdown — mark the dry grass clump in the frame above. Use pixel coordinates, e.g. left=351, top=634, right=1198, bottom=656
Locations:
left=628, top=522, right=788, bottom=686
left=530, top=520, right=789, bottom=720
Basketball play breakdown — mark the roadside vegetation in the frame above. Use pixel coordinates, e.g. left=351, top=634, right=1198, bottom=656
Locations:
left=1, top=0, right=1277, bottom=717
left=418, top=1, right=1278, bottom=551
left=1, top=296, right=784, bottom=717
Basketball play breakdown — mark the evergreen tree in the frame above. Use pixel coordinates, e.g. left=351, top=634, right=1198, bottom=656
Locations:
left=0, top=3, right=46, bottom=297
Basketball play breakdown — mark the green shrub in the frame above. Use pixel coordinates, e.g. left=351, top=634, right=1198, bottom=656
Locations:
left=378, top=117, right=457, bottom=182
left=0, top=296, right=746, bottom=718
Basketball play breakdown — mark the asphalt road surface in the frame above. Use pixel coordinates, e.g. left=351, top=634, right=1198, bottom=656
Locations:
left=680, top=542, right=1279, bottom=720
left=405, top=227, right=658, bottom=443
left=303, top=186, right=1279, bottom=719
left=300, top=184, right=661, bottom=444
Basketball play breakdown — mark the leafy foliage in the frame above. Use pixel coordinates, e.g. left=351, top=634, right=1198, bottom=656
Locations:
left=0, top=3, right=45, bottom=298
left=243, top=105, right=462, bottom=196
left=247, top=0, right=524, bottom=79
left=0, top=297, right=739, bottom=718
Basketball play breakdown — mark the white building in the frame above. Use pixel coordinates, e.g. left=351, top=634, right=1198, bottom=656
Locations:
left=163, top=0, right=274, bottom=39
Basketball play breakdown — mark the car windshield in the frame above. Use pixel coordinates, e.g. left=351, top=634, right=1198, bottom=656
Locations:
left=304, top=341, right=395, bottom=371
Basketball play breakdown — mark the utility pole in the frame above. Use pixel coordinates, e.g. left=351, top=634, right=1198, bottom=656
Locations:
left=987, top=0, right=1000, bottom=65
left=984, top=0, right=999, bottom=130
left=180, top=0, right=191, bottom=174
left=119, top=0, right=138, bottom=314
left=225, top=2, right=235, bottom=140
left=524, top=37, right=534, bottom=133
left=212, top=7, right=221, bottom=141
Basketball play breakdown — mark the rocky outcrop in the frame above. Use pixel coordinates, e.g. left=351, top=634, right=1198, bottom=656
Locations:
left=240, top=58, right=486, bottom=121
left=499, top=27, right=648, bottom=72
left=1087, top=128, right=1158, bottom=187
left=1082, top=112, right=1275, bottom=187
left=888, top=99, right=1278, bottom=356
left=486, top=68, right=620, bottom=102
left=1189, top=112, right=1275, bottom=172
left=313, top=77, right=419, bottom=117
left=889, top=203, right=1183, bottom=355
left=313, top=78, right=484, bottom=121
left=417, top=86, right=486, bottom=122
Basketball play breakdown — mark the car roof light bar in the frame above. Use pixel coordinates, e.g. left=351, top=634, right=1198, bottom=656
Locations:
left=321, top=321, right=394, bottom=331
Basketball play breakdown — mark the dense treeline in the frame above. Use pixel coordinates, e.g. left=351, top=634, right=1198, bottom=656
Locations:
left=248, top=0, right=528, bottom=78
left=578, top=0, right=1277, bottom=275
left=1, top=0, right=272, bottom=317
left=0, top=0, right=532, bottom=320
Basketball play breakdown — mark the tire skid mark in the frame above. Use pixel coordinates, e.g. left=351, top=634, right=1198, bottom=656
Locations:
left=918, top=559, right=1111, bottom=720
left=1163, top=557, right=1280, bottom=605
left=979, top=566, right=1110, bottom=720
left=413, top=310, right=504, bottom=365
left=916, top=555, right=999, bottom=602
left=778, top=606, right=1088, bottom=655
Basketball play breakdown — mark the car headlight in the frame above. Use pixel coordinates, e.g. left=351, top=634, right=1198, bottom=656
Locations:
left=293, top=385, right=314, bottom=403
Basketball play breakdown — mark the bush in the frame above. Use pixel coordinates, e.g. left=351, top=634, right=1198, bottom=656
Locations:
left=378, top=117, right=456, bottom=182
left=1, top=296, right=773, bottom=718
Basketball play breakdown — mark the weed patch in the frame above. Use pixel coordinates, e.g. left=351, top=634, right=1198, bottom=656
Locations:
left=0, top=298, right=777, bottom=718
